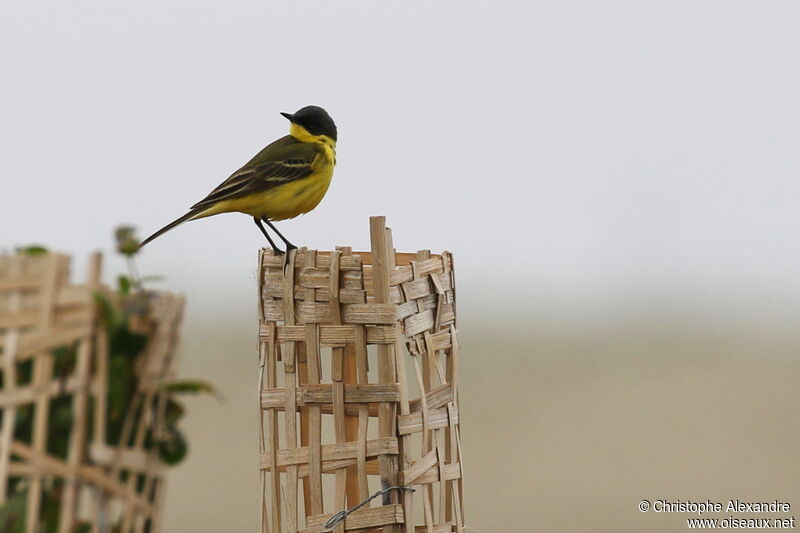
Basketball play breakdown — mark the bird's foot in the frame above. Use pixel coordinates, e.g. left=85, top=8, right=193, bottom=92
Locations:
left=272, top=243, right=296, bottom=255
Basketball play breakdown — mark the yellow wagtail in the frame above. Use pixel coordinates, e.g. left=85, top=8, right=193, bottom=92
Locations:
left=140, top=105, right=337, bottom=253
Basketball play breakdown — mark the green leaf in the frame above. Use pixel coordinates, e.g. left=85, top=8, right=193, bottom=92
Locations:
left=161, top=379, right=219, bottom=399
left=0, top=487, right=28, bottom=533
left=164, top=398, right=186, bottom=425
left=16, top=245, right=48, bottom=256
left=117, top=275, right=132, bottom=296
left=40, top=487, right=62, bottom=532
left=114, top=226, right=136, bottom=241
left=114, top=226, right=141, bottom=257
left=157, top=428, right=188, bottom=465
left=93, top=291, right=116, bottom=327
left=118, top=239, right=141, bottom=257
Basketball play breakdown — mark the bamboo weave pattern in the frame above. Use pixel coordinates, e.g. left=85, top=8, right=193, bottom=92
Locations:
left=0, top=253, right=183, bottom=533
left=258, top=216, right=465, bottom=533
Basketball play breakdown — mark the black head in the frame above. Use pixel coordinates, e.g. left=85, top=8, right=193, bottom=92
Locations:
left=281, top=105, right=337, bottom=141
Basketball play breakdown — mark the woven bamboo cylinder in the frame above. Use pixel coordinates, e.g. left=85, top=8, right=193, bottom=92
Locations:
left=0, top=252, right=184, bottom=533
left=257, top=216, right=465, bottom=533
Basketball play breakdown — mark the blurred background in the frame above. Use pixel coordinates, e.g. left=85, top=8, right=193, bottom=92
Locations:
left=2, top=2, right=800, bottom=531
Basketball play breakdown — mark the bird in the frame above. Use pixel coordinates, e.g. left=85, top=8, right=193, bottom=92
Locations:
left=140, top=105, right=337, bottom=253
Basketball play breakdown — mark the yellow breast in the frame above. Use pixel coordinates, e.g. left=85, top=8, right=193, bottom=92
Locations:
left=234, top=164, right=334, bottom=220
left=200, top=141, right=336, bottom=221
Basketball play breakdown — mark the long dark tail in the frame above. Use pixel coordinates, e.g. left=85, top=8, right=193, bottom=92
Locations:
left=140, top=210, right=199, bottom=247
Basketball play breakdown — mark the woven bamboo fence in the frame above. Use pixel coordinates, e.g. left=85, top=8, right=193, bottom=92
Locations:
left=0, top=252, right=184, bottom=533
left=258, top=216, right=465, bottom=533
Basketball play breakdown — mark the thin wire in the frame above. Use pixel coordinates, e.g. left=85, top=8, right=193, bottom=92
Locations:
left=323, top=485, right=415, bottom=531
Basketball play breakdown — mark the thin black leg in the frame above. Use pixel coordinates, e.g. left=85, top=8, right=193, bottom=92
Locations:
left=253, top=217, right=283, bottom=254
left=262, top=218, right=297, bottom=251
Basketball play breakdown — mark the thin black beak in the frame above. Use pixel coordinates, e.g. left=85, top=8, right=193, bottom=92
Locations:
left=280, top=112, right=294, bottom=122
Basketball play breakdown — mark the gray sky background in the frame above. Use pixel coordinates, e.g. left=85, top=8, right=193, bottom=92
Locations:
left=2, top=1, right=799, bottom=320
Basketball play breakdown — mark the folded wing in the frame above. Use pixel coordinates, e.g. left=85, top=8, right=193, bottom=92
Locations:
left=190, top=136, right=321, bottom=211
